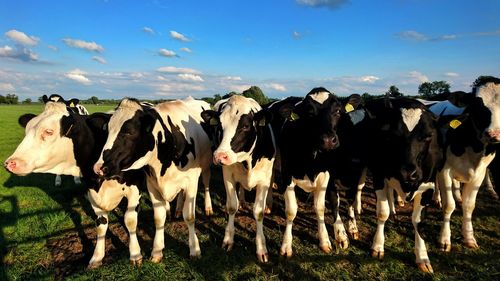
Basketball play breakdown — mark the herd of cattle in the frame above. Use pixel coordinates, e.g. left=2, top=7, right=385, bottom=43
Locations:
left=4, top=77, right=500, bottom=273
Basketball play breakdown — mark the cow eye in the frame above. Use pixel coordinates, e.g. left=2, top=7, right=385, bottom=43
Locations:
left=241, top=124, right=251, bottom=131
left=41, top=129, right=54, bottom=141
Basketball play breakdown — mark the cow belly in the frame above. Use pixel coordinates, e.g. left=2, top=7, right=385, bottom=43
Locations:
left=447, top=148, right=495, bottom=183
left=292, top=171, right=329, bottom=192
left=157, top=167, right=202, bottom=202
left=230, top=159, right=274, bottom=190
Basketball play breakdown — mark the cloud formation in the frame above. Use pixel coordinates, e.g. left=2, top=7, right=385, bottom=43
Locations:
left=180, top=47, right=192, bottom=53
left=157, top=66, right=201, bottom=75
left=5, top=30, right=40, bottom=46
left=296, top=0, right=349, bottom=10
left=62, top=38, right=104, bottom=52
left=92, top=56, right=107, bottom=64
left=0, top=45, right=39, bottom=62
left=445, top=72, right=459, bottom=77
left=266, top=83, right=287, bottom=92
left=159, top=48, right=177, bottom=57
left=64, top=69, right=92, bottom=85
left=143, top=27, right=155, bottom=34
left=170, top=31, right=190, bottom=42
left=178, top=73, right=204, bottom=82
left=396, top=29, right=500, bottom=42
left=0, top=82, right=15, bottom=91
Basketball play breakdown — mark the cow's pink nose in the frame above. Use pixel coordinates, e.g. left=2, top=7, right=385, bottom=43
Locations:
left=214, top=152, right=229, bottom=165
left=93, top=163, right=104, bottom=176
left=488, top=130, right=500, bottom=141
left=4, top=159, right=17, bottom=172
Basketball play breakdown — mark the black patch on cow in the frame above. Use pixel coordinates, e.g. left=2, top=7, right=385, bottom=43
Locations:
left=18, top=113, right=36, bottom=128
left=95, top=216, right=108, bottom=226
left=421, top=188, right=434, bottom=206
left=230, top=113, right=257, bottom=153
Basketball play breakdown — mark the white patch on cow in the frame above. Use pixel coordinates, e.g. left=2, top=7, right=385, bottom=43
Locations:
left=400, top=108, right=422, bottom=132
left=309, top=91, right=330, bottom=104
left=477, top=82, right=500, bottom=136
left=349, top=109, right=366, bottom=125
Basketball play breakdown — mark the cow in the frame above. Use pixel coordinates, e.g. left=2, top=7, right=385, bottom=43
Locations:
left=437, top=78, right=500, bottom=253
left=268, top=87, right=346, bottom=257
left=42, top=94, right=88, bottom=187
left=93, top=98, right=212, bottom=261
left=200, top=95, right=275, bottom=262
left=3, top=101, right=145, bottom=268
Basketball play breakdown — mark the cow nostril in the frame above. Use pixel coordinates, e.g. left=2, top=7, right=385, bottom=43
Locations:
left=101, top=166, right=108, bottom=176
left=409, top=170, right=418, bottom=180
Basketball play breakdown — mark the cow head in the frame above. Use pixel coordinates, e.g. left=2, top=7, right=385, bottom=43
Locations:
left=286, top=87, right=341, bottom=151
left=4, top=102, right=105, bottom=176
left=470, top=80, right=500, bottom=143
left=201, top=95, right=271, bottom=166
left=94, top=98, right=157, bottom=179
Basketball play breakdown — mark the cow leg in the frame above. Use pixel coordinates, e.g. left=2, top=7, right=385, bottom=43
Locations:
left=452, top=179, right=462, bottom=204
left=280, top=185, right=297, bottom=257
left=388, top=187, right=397, bottom=216
left=202, top=167, right=213, bottom=216
left=438, top=168, right=455, bottom=252
left=412, top=186, right=433, bottom=273
left=175, top=190, right=185, bottom=218
left=125, top=188, right=142, bottom=265
left=88, top=211, right=109, bottom=269
left=354, top=168, right=367, bottom=215
left=433, top=180, right=442, bottom=208
left=74, top=176, right=82, bottom=185
left=222, top=173, right=238, bottom=251
left=371, top=187, right=389, bottom=259
left=184, top=181, right=201, bottom=258
left=461, top=180, right=482, bottom=249
left=347, top=204, right=359, bottom=240
left=238, top=187, right=247, bottom=210
left=483, top=170, right=498, bottom=200
left=254, top=184, right=269, bottom=262
left=329, top=191, right=346, bottom=250
left=55, top=175, right=62, bottom=187
left=264, top=188, right=273, bottom=215
left=149, top=188, right=167, bottom=263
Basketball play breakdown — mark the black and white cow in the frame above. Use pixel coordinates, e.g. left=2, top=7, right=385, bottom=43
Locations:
left=270, top=87, right=346, bottom=256
left=201, top=95, right=275, bottom=262
left=42, top=94, right=89, bottom=187
left=3, top=101, right=146, bottom=268
left=93, top=98, right=212, bottom=261
left=437, top=78, right=500, bottom=252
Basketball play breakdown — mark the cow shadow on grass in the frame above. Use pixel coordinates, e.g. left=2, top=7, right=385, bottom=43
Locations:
left=0, top=194, right=19, bottom=281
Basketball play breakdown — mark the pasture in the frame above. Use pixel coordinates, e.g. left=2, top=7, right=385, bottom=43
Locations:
left=0, top=104, right=499, bottom=280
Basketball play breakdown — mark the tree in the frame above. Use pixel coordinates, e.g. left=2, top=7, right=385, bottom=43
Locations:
left=386, top=85, right=402, bottom=97
left=23, top=98, right=32, bottom=104
left=5, top=94, right=18, bottom=104
left=418, top=81, right=450, bottom=99
left=90, top=96, right=99, bottom=105
left=241, top=86, right=269, bottom=105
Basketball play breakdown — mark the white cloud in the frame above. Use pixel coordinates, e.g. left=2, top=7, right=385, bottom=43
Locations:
left=296, top=0, right=349, bottom=10
left=143, top=27, right=155, bottom=34
left=293, top=31, right=302, bottom=39
left=266, top=83, right=287, bottom=92
left=156, top=83, right=205, bottom=95
left=360, top=75, right=380, bottom=83
left=408, top=71, right=429, bottom=83
left=157, top=66, right=201, bottom=75
left=92, top=56, right=107, bottom=64
left=0, top=82, right=15, bottom=91
left=159, top=48, right=177, bottom=57
left=170, top=31, right=190, bottom=42
left=0, top=45, right=13, bottom=56
left=5, top=29, right=39, bottom=46
left=396, top=30, right=458, bottom=42
left=62, top=38, right=104, bottom=52
left=64, top=69, right=92, bottom=85
left=178, top=73, right=204, bottom=82
left=0, top=45, right=39, bottom=62
left=48, top=45, right=58, bottom=51
left=445, top=72, right=459, bottom=77
left=180, top=47, right=192, bottom=53
left=227, top=84, right=253, bottom=93
left=222, top=76, right=242, bottom=81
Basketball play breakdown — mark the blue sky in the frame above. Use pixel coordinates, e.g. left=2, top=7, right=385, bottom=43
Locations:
left=0, top=0, right=499, bottom=100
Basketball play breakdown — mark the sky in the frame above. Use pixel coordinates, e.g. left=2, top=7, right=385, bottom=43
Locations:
left=0, top=0, right=499, bottom=101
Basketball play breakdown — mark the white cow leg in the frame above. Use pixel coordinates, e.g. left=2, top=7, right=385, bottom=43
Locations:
left=254, top=185, right=269, bottom=262
left=280, top=186, right=297, bottom=257
left=371, top=188, right=389, bottom=259
left=88, top=211, right=109, bottom=269
left=149, top=189, right=167, bottom=263
left=461, top=182, right=480, bottom=249
left=202, top=168, right=213, bottom=216
left=125, top=189, right=142, bottom=265
left=439, top=169, right=455, bottom=252
left=264, top=188, right=273, bottom=214
left=452, top=179, right=462, bottom=203
left=347, top=204, right=359, bottom=240
left=388, top=186, right=397, bottom=216
left=184, top=183, right=201, bottom=258
left=238, top=186, right=247, bottom=210
left=329, top=191, right=346, bottom=250
left=73, top=176, right=82, bottom=185
left=354, top=168, right=367, bottom=215
left=222, top=175, right=238, bottom=251
left=55, top=175, right=62, bottom=187
left=412, top=191, right=433, bottom=273
left=175, top=190, right=185, bottom=218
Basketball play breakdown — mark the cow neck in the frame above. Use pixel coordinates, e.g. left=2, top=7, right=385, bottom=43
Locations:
left=250, top=124, right=276, bottom=167
left=448, top=117, right=494, bottom=156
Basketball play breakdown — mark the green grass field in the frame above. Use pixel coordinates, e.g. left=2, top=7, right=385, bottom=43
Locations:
left=0, top=104, right=499, bottom=280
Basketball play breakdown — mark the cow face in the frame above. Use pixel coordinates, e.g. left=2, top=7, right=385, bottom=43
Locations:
left=292, top=88, right=341, bottom=151
left=472, top=82, right=500, bottom=143
left=202, top=95, right=269, bottom=166
left=94, top=99, right=156, bottom=179
left=4, top=102, right=80, bottom=176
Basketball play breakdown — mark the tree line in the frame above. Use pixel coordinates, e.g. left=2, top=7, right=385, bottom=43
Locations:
left=0, top=75, right=494, bottom=105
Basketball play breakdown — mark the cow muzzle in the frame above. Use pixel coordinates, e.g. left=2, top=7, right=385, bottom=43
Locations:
left=4, top=157, right=29, bottom=176
left=321, top=134, right=339, bottom=151
left=213, top=151, right=234, bottom=166
left=400, top=165, right=420, bottom=183
left=487, top=130, right=500, bottom=143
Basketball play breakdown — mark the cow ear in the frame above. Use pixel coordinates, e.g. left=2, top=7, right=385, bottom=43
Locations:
left=18, top=113, right=37, bottom=128
left=254, top=109, right=272, bottom=127
left=345, top=94, right=362, bottom=112
left=448, top=91, right=473, bottom=108
left=277, top=103, right=295, bottom=119
left=141, top=112, right=156, bottom=133
left=87, top=113, right=111, bottom=131
left=42, top=95, right=49, bottom=104
left=60, top=115, right=75, bottom=137
left=68, top=98, right=80, bottom=108
left=384, top=93, right=393, bottom=109
left=201, top=110, right=220, bottom=126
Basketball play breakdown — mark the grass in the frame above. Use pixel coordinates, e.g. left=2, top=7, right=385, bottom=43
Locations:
left=1, top=104, right=499, bottom=280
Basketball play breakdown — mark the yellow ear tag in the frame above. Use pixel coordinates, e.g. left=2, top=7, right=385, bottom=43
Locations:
left=70, top=102, right=75, bottom=107
left=345, top=103, right=354, bottom=113
left=210, top=118, right=219, bottom=126
left=290, top=112, right=300, bottom=121
left=258, top=118, right=266, bottom=127
left=450, top=119, right=462, bottom=129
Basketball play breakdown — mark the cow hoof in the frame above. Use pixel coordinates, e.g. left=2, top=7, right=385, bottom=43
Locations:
left=257, top=252, right=269, bottom=263
left=433, top=200, right=442, bottom=209
left=150, top=256, right=163, bottom=263
left=205, top=208, right=214, bottom=216
left=464, top=240, right=479, bottom=249
left=190, top=252, right=202, bottom=259
left=87, top=261, right=102, bottom=270
left=175, top=211, right=182, bottom=219
left=130, top=258, right=143, bottom=266
left=320, top=244, right=333, bottom=254
left=439, top=242, right=451, bottom=252
left=371, top=249, right=384, bottom=260
left=280, top=248, right=293, bottom=258
left=417, top=262, right=434, bottom=273
left=349, top=231, right=360, bottom=240
left=336, top=239, right=349, bottom=250
left=222, top=241, right=234, bottom=252
left=264, top=207, right=272, bottom=215
left=397, top=200, right=405, bottom=207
